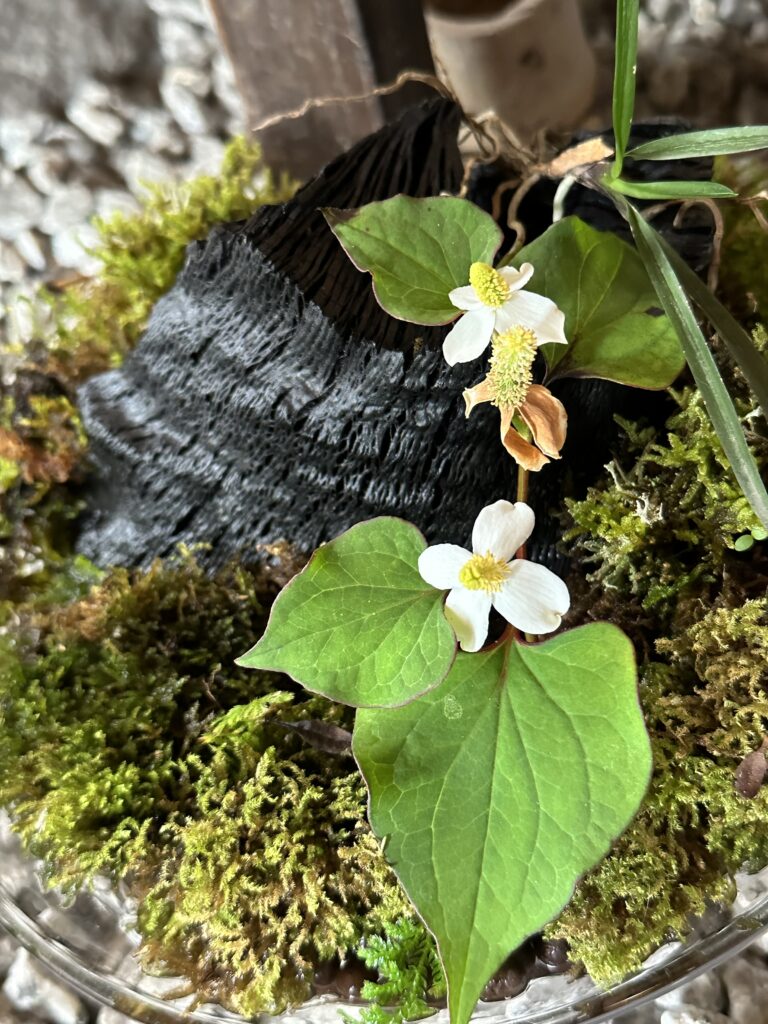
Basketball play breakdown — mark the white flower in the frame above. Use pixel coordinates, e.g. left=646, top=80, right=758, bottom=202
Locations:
left=443, top=261, right=568, bottom=366
left=418, top=500, right=570, bottom=652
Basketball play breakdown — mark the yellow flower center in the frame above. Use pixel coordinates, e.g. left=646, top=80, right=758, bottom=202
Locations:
left=469, top=262, right=511, bottom=308
left=487, top=326, right=538, bottom=410
left=458, top=551, right=512, bottom=592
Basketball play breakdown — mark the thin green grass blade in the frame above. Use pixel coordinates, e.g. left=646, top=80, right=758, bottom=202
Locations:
left=609, top=178, right=737, bottom=200
left=660, top=240, right=768, bottom=420
left=627, top=126, right=768, bottom=160
left=626, top=204, right=768, bottom=530
left=612, top=0, right=640, bottom=175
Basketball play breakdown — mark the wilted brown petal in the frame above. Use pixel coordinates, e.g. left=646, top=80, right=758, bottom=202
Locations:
left=463, top=377, right=494, bottom=417
left=499, top=405, right=549, bottom=472
left=519, top=384, right=567, bottom=459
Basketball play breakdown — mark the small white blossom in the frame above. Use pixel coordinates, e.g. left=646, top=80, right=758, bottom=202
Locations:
left=443, top=261, right=568, bottom=366
left=418, top=500, right=570, bottom=652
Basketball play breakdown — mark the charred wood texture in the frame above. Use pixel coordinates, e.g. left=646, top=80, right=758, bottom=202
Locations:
left=77, top=104, right=713, bottom=572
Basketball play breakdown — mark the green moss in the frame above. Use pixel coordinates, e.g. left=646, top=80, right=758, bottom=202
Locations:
left=565, top=351, right=768, bottom=616
left=715, top=155, right=768, bottom=322
left=45, top=137, right=295, bottom=380
left=0, top=139, right=419, bottom=1015
left=0, top=551, right=410, bottom=1013
left=351, top=919, right=446, bottom=1024
left=550, top=338, right=768, bottom=982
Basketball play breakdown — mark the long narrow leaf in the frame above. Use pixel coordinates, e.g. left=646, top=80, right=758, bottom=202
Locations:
left=612, top=0, right=640, bottom=175
left=627, top=204, right=768, bottom=530
left=609, top=178, right=737, bottom=200
left=627, top=126, right=768, bottom=161
left=660, top=240, right=768, bottom=420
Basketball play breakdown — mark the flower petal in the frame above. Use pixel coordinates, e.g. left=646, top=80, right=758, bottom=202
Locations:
left=500, top=413, right=550, bottom=471
left=445, top=587, right=492, bottom=652
left=442, top=307, right=496, bottom=365
left=519, top=384, right=567, bottom=459
left=496, top=290, right=568, bottom=346
left=448, top=285, right=483, bottom=311
left=463, top=377, right=494, bottom=417
left=472, top=499, right=535, bottom=562
left=492, top=559, right=570, bottom=635
left=418, top=544, right=470, bottom=591
left=499, top=262, right=534, bottom=292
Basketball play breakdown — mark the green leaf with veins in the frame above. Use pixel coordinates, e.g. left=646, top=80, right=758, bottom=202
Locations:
left=355, top=623, right=651, bottom=1024
left=237, top=518, right=457, bottom=708
left=508, top=216, right=684, bottom=388
left=323, top=195, right=502, bottom=325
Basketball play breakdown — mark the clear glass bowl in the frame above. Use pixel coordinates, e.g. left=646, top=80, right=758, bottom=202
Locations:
left=2, top=815, right=767, bottom=1024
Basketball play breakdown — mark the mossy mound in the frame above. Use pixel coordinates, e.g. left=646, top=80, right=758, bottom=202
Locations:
left=0, top=551, right=412, bottom=1013
left=0, top=139, right=416, bottom=1014
left=549, top=329, right=768, bottom=981
left=3, top=137, right=768, bottom=1020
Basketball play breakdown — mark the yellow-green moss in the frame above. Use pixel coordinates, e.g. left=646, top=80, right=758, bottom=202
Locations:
left=551, top=337, right=768, bottom=982
left=0, top=142, right=414, bottom=1015
left=44, top=137, right=295, bottom=381
left=715, top=155, right=768, bottom=322
left=0, top=552, right=411, bottom=1013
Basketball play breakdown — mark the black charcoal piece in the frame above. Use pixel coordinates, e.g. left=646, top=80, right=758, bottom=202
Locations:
left=77, top=106, right=712, bottom=572
left=77, top=100, right=520, bottom=568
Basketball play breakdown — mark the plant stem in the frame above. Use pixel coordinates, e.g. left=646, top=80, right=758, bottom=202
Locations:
left=515, top=466, right=530, bottom=559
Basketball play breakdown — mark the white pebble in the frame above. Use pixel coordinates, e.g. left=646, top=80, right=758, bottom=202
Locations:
left=13, top=229, right=48, bottom=272
left=659, top=1008, right=729, bottom=1024
left=0, top=242, right=26, bottom=283
left=0, top=175, right=44, bottom=242
left=40, top=184, right=94, bottom=236
left=66, top=80, right=124, bottom=148
left=51, top=223, right=101, bottom=274
left=160, top=66, right=212, bottom=136
left=3, top=949, right=88, bottom=1024
left=721, top=957, right=768, bottom=1024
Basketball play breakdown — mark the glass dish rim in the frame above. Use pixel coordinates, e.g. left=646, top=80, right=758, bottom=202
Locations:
left=1, top=873, right=767, bottom=1024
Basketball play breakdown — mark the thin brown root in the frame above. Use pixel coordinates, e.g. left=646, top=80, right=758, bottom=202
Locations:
left=490, top=178, right=522, bottom=223
left=250, top=71, right=454, bottom=134
left=740, top=191, right=768, bottom=234
left=674, top=198, right=725, bottom=293
left=505, top=173, right=543, bottom=256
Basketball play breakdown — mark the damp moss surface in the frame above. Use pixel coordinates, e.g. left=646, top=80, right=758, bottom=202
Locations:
left=3, top=145, right=768, bottom=1020
left=547, top=326, right=768, bottom=982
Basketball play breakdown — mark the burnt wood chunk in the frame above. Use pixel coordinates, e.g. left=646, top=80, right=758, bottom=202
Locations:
left=77, top=106, right=714, bottom=573
left=77, top=100, right=517, bottom=568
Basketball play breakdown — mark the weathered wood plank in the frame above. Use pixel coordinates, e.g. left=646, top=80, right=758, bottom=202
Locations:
left=208, top=0, right=434, bottom=178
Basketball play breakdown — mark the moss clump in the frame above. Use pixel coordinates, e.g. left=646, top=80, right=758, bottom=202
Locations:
left=0, top=142, right=412, bottom=1014
left=715, top=155, right=768, bottom=323
left=0, top=551, right=411, bottom=1013
left=550, top=335, right=768, bottom=981
left=1, top=137, right=295, bottom=616
left=347, top=919, right=445, bottom=1024
left=551, top=596, right=768, bottom=981
left=44, top=137, right=295, bottom=381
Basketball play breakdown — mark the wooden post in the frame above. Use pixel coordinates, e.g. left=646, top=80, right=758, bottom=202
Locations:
left=207, top=0, right=435, bottom=179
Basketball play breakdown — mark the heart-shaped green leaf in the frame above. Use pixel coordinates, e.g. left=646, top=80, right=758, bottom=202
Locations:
left=355, top=623, right=651, bottom=1024
left=237, top=518, right=457, bottom=708
left=509, top=216, right=684, bottom=389
left=323, top=195, right=502, bottom=325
